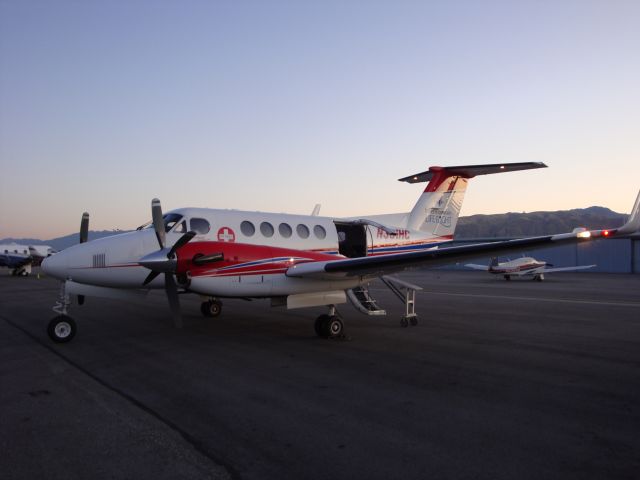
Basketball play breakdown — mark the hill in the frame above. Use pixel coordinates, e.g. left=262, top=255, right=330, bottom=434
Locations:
left=454, top=206, right=626, bottom=239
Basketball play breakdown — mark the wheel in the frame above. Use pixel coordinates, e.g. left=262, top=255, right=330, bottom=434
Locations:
left=504, top=275, right=511, bottom=281
left=400, top=317, right=409, bottom=328
left=200, top=300, right=222, bottom=317
left=47, top=315, right=77, bottom=343
left=325, top=316, right=343, bottom=338
left=315, top=314, right=330, bottom=337
left=409, top=316, right=418, bottom=326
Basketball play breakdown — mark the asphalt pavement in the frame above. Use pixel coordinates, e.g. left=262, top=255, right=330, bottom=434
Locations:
left=1, top=269, right=639, bottom=480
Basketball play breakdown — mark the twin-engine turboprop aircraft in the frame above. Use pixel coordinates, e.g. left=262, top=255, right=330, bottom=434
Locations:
left=465, top=256, right=596, bottom=281
left=1, top=243, right=56, bottom=276
left=41, top=162, right=640, bottom=343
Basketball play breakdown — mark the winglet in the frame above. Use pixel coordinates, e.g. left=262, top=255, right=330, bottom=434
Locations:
left=616, top=190, right=640, bottom=235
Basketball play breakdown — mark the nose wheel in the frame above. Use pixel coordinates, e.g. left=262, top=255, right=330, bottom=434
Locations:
left=47, top=315, right=77, bottom=343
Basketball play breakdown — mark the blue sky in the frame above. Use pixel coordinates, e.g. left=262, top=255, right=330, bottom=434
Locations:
left=1, top=0, right=639, bottom=238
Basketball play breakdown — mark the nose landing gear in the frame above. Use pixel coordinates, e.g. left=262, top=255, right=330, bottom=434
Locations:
left=47, top=282, right=77, bottom=343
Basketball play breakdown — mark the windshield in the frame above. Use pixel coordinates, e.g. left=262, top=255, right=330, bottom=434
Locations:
left=137, top=214, right=184, bottom=232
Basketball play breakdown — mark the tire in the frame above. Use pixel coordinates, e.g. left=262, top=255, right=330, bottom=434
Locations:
left=47, top=315, right=77, bottom=343
left=315, top=314, right=330, bottom=337
left=400, top=317, right=409, bottom=328
left=410, top=316, right=418, bottom=326
left=201, top=300, right=222, bottom=317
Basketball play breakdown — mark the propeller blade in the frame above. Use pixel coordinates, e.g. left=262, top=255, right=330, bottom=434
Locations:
left=143, top=270, right=161, bottom=286
left=80, top=212, right=89, bottom=244
left=168, top=231, right=196, bottom=258
left=151, top=198, right=166, bottom=249
left=165, top=273, right=183, bottom=328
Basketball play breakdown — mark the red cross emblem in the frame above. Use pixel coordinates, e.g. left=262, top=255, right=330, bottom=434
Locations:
left=217, top=227, right=236, bottom=242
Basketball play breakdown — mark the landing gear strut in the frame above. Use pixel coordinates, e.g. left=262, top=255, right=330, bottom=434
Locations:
left=201, top=298, right=223, bottom=317
left=314, top=305, right=344, bottom=339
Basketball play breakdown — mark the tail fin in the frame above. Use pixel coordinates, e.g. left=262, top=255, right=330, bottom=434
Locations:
left=399, top=162, right=546, bottom=237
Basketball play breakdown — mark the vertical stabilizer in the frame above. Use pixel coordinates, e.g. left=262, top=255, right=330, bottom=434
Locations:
left=406, top=172, right=468, bottom=236
left=398, top=162, right=546, bottom=237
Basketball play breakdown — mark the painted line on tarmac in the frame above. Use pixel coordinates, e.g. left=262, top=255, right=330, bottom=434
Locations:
left=369, top=289, right=640, bottom=308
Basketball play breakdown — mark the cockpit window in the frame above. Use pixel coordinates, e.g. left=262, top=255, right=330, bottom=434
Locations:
left=138, top=213, right=184, bottom=232
left=190, top=218, right=211, bottom=234
left=163, top=214, right=183, bottom=232
left=174, top=221, right=187, bottom=234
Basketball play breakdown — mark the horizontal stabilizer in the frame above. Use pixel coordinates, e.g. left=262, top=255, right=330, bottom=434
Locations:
left=398, top=162, right=547, bottom=184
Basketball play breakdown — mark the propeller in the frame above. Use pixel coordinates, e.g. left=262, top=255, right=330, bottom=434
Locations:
left=80, top=212, right=89, bottom=244
left=139, top=198, right=196, bottom=328
left=78, top=212, right=90, bottom=306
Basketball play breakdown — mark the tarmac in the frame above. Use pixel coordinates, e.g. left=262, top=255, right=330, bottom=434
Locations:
left=1, top=268, right=639, bottom=480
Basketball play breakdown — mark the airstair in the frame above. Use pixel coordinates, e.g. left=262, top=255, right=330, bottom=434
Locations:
left=380, top=276, right=422, bottom=327
left=347, top=276, right=423, bottom=327
left=347, top=286, right=386, bottom=315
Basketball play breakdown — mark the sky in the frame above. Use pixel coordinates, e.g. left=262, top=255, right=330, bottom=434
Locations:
left=1, top=0, right=639, bottom=239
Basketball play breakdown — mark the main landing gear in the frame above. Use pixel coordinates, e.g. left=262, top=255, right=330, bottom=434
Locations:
left=201, top=298, right=223, bottom=317
left=314, top=305, right=345, bottom=339
left=47, top=282, right=77, bottom=343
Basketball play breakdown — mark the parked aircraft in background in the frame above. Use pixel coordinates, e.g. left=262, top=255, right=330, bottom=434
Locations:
left=41, top=162, right=640, bottom=343
left=0, top=243, right=55, bottom=276
left=465, top=256, right=596, bottom=281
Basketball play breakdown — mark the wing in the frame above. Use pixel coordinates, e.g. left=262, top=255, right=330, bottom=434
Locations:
left=540, top=265, right=596, bottom=274
left=287, top=190, right=639, bottom=280
left=464, top=263, right=490, bottom=271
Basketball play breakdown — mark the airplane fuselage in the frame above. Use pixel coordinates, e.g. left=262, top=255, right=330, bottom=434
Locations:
left=42, top=208, right=450, bottom=298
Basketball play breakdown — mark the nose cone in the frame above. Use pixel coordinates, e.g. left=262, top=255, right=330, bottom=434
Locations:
left=41, top=251, right=69, bottom=280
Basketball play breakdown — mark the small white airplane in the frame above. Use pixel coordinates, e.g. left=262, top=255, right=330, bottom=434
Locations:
left=465, top=256, right=596, bottom=281
left=0, top=243, right=55, bottom=276
left=41, top=162, right=640, bottom=343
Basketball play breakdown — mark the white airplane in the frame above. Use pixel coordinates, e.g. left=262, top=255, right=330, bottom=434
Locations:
left=0, top=243, right=56, bottom=276
left=465, top=256, right=596, bottom=281
left=41, top=162, right=640, bottom=343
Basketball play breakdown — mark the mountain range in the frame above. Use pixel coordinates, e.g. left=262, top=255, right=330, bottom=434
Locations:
left=1, top=207, right=628, bottom=251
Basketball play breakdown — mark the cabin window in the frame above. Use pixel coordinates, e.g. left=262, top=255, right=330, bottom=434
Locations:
left=241, top=221, right=255, bottom=236
left=190, top=218, right=210, bottom=234
left=296, top=224, right=310, bottom=239
left=279, top=223, right=292, bottom=238
left=314, top=225, right=326, bottom=239
left=260, top=222, right=275, bottom=237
